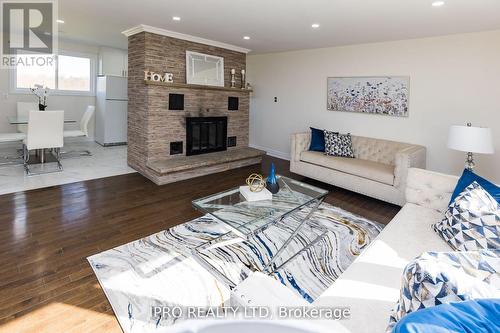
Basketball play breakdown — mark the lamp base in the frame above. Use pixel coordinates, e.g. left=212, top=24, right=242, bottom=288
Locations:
left=465, top=152, right=475, bottom=171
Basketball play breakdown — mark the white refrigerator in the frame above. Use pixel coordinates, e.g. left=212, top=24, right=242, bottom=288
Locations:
left=95, top=76, right=128, bottom=146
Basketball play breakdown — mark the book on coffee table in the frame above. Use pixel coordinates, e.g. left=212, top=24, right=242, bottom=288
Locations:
left=239, top=186, right=272, bottom=202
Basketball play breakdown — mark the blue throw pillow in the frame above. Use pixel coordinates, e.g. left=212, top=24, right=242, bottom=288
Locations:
left=449, top=169, right=500, bottom=205
left=393, top=299, right=500, bottom=333
left=309, top=127, right=325, bottom=152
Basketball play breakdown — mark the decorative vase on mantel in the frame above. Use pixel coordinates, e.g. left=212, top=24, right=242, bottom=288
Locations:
left=266, top=163, right=280, bottom=194
left=39, top=104, right=47, bottom=111
left=230, top=69, right=236, bottom=88
left=241, top=69, right=246, bottom=89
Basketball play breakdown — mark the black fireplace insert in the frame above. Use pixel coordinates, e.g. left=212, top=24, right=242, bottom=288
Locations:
left=186, top=117, right=227, bottom=156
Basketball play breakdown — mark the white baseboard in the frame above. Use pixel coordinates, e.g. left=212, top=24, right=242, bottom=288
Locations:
left=249, top=144, right=290, bottom=161
left=64, top=136, right=95, bottom=143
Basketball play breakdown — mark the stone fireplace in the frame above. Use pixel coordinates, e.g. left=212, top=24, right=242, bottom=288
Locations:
left=124, top=26, right=265, bottom=185
left=186, top=117, right=227, bottom=156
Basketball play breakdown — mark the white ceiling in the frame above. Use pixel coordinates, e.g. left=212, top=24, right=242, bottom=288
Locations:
left=59, top=0, right=500, bottom=54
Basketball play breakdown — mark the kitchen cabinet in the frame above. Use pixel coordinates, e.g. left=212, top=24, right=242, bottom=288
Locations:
left=98, top=47, right=128, bottom=77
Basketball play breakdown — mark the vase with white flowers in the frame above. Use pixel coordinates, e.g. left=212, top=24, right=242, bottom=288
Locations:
left=30, top=84, right=50, bottom=110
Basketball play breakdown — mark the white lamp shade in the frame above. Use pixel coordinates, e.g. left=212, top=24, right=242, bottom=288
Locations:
left=447, top=125, right=494, bottom=154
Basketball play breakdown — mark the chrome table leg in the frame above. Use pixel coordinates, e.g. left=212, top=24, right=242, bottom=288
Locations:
left=263, top=197, right=325, bottom=273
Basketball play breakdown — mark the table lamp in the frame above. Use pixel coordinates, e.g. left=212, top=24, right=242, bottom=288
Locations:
left=447, top=123, right=494, bottom=171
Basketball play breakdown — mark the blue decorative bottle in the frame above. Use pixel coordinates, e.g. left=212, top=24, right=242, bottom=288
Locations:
left=266, top=163, right=280, bottom=194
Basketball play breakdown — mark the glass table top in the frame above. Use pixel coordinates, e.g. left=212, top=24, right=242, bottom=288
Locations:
left=8, top=116, right=77, bottom=124
left=192, top=175, right=328, bottom=236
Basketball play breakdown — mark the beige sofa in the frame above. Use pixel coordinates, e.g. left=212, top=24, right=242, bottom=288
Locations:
left=232, top=168, right=459, bottom=333
left=290, top=133, right=427, bottom=206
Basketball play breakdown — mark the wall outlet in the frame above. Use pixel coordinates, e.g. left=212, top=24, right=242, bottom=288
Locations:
left=274, top=97, right=278, bottom=103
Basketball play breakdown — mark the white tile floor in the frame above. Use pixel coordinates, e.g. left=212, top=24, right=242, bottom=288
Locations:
left=0, top=140, right=136, bottom=196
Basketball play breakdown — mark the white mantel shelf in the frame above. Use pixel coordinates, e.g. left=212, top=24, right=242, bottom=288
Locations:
left=144, top=80, right=253, bottom=93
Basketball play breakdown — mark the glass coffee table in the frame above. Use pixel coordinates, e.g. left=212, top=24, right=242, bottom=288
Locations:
left=192, top=175, right=329, bottom=287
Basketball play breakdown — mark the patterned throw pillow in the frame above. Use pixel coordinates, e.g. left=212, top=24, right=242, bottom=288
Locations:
left=434, top=182, right=500, bottom=251
left=387, top=250, right=500, bottom=332
left=324, top=130, right=354, bottom=158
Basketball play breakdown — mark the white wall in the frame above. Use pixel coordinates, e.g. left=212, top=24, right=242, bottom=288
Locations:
left=248, top=30, right=500, bottom=183
left=0, top=40, right=99, bottom=138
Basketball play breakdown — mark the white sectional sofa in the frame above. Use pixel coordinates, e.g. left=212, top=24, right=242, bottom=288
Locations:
left=233, top=168, right=459, bottom=333
left=290, top=133, right=427, bottom=206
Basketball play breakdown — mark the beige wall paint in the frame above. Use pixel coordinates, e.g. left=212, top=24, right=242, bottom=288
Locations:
left=0, top=40, right=99, bottom=138
left=247, top=30, right=500, bottom=183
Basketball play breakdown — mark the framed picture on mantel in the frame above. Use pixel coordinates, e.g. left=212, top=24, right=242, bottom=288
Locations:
left=186, top=51, right=224, bottom=87
left=327, top=76, right=409, bottom=117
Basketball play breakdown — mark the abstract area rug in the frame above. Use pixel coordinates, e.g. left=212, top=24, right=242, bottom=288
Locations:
left=88, top=203, right=383, bottom=333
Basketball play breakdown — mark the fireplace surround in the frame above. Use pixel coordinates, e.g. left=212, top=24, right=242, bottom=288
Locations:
left=186, top=117, right=227, bottom=156
left=126, top=29, right=265, bottom=185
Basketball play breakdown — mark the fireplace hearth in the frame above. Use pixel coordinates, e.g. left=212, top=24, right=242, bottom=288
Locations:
left=127, top=29, right=263, bottom=185
left=186, top=117, right=227, bottom=156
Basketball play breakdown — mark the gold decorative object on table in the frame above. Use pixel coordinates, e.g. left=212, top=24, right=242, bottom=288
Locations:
left=246, top=173, right=265, bottom=192
left=240, top=173, right=272, bottom=202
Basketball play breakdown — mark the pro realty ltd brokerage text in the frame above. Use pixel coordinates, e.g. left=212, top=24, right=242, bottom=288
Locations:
left=152, top=306, right=351, bottom=320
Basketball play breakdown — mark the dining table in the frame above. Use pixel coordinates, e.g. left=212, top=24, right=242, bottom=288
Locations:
left=8, top=116, right=77, bottom=125
left=7, top=116, right=77, bottom=165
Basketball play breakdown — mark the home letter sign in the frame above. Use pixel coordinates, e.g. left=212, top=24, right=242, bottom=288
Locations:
left=144, top=71, right=174, bottom=83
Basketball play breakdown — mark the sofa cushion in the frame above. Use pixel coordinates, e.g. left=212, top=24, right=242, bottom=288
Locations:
left=387, top=250, right=500, bottom=331
left=392, top=299, right=500, bottom=333
left=300, top=151, right=395, bottom=185
left=309, top=127, right=326, bottom=152
left=324, top=131, right=355, bottom=158
left=351, top=136, right=411, bottom=165
left=405, top=168, right=458, bottom=214
left=434, top=182, right=500, bottom=251
left=450, top=168, right=500, bottom=205
left=312, top=203, right=452, bottom=333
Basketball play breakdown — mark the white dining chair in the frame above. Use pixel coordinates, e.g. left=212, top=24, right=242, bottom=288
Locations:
left=24, top=110, right=64, bottom=175
left=0, top=132, right=26, bottom=165
left=63, top=105, right=95, bottom=156
left=16, top=102, right=38, bottom=133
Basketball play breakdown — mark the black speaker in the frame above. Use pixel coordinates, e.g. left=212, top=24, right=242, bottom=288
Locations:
left=169, top=94, right=184, bottom=110
left=170, top=141, right=183, bottom=155
left=227, top=136, right=237, bottom=147
left=228, top=97, right=239, bottom=111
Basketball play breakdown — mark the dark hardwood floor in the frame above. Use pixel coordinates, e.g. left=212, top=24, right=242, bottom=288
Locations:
left=0, top=156, right=400, bottom=332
